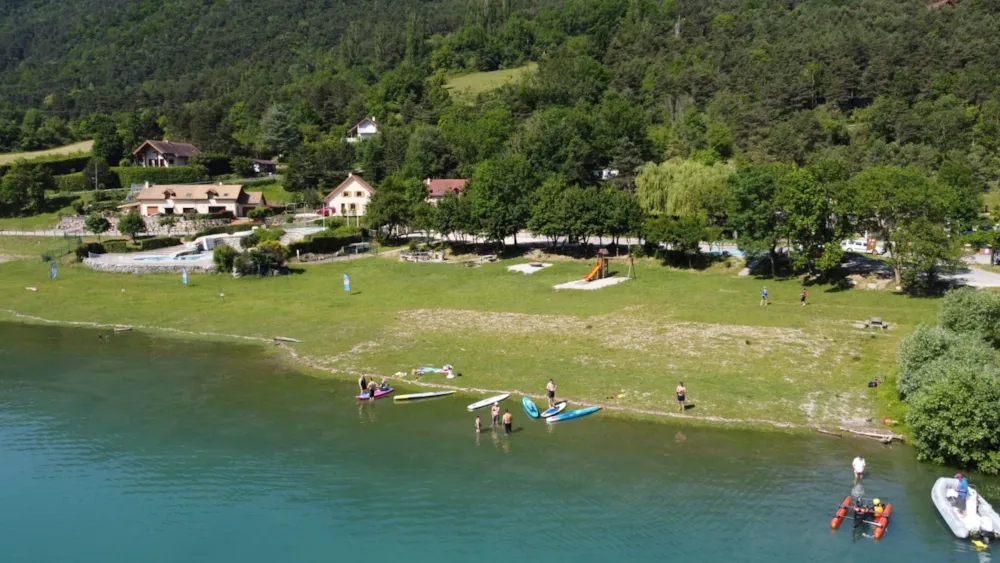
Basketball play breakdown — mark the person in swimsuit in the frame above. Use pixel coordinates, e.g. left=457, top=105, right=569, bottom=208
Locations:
left=379, top=377, right=389, bottom=391
left=676, top=382, right=686, bottom=413
left=367, top=380, right=378, bottom=401
left=546, top=379, right=556, bottom=408
left=491, top=402, right=501, bottom=428
left=475, top=416, right=481, bottom=433
left=502, top=410, right=513, bottom=435
left=852, top=455, right=865, bottom=483
left=800, top=289, right=807, bottom=306
left=358, top=375, right=368, bottom=394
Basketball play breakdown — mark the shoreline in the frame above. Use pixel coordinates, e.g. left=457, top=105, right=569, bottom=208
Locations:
left=0, top=308, right=905, bottom=441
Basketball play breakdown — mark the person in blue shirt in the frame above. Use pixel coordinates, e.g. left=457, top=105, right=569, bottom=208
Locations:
left=760, top=286, right=768, bottom=306
left=956, top=473, right=970, bottom=515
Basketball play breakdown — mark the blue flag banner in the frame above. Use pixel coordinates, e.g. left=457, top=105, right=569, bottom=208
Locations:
left=182, top=268, right=188, bottom=285
left=343, top=273, right=351, bottom=292
left=50, top=263, right=57, bottom=280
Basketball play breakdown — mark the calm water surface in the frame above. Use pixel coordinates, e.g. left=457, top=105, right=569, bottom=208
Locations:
left=0, top=323, right=994, bottom=562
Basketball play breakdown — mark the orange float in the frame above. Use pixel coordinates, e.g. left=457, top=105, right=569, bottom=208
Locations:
left=831, top=495, right=853, bottom=529
left=873, top=504, right=892, bottom=540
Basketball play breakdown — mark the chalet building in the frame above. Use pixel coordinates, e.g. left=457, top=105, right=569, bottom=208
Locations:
left=132, top=140, right=199, bottom=167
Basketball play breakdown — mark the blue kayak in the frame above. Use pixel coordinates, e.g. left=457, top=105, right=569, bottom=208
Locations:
left=546, top=405, right=602, bottom=423
left=522, top=396, right=539, bottom=419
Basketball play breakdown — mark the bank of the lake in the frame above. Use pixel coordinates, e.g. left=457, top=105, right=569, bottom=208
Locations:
left=0, top=322, right=995, bottom=563
left=0, top=243, right=942, bottom=431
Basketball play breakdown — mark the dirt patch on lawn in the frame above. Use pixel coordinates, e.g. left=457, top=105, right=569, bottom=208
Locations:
left=393, top=308, right=838, bottom=363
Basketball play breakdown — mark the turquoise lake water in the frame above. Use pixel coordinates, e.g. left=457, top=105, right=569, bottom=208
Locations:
left=0, top=322, right=995, bottom=562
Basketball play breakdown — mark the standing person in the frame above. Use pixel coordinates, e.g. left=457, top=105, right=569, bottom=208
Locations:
left=676, top=382, right=686, bottom=413
left=491, top=402, right=501, bottom=429
left=502, top=409, right=513, bottom=436
left=800, top=289, right=807, bottom=306
left=475, top=416, right=481, bottom=433
left=367, top=380, right=378, bottom=401
left=546, top=379, right=557, bottom=408
left=760, top=286, right=768, bottom=306
left=956, top=473, right=970, bottom=516
left=852, top=455, right=866, bottom=482
left=358, top=375, right=368, bottom=395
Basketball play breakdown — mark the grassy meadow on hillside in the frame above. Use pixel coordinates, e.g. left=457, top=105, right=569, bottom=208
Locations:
left=0, top=141, right=93, bottom=165
left=445, top=63, right=537, bottom=102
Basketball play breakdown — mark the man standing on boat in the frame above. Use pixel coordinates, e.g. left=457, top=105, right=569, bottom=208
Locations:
left=956, top=473, right=969, bottom=516
left=852, top=455, right=866, bottom=482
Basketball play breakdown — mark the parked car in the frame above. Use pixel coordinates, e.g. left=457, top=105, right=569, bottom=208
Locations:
left=315, top=207, right=337, bottom=216
left=980, top=225, right=995, bottom=231
left=840, top=239, right=886, bottom=255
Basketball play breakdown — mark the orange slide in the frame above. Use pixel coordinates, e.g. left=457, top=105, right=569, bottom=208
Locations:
left=584, top=263, right=602, bottom=281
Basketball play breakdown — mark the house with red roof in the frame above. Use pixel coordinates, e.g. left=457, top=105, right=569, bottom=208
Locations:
left=424, top=178, right=467, bottom=205
left=132, top=140, right=199, bottom=167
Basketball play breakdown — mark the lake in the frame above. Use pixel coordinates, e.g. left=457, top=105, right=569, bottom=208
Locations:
left=0, top=322, right=993, bottom=562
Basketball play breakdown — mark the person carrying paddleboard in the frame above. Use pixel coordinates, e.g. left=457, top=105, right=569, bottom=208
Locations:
left=852, top=455, right=866, bottom=482
left=546, top=379, right=557, bottom=408
left=491, top=402, right=501, bottom=429
left=502, top=410, right=513, bottom=435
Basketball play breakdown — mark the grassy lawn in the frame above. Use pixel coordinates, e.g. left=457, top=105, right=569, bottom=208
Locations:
left=445, top=63, right=538, bottom=102
left=0, top=235, right=93, bottom=259
left=0, top=140, right=93, bottom=165
left=0, top=246, right=940, bottom=429
left=248, top=181, right=295, bottom=206
left=0, top=192, right=83, bottom=231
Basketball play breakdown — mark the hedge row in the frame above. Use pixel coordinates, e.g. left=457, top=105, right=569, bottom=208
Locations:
left=113, top=165, right=210, bottom=187
left=0, top=153, right=91, bottom=177
left=288, top=227, right=363, bottom=255
left=54, top=172, right=90, bottom=192
left=76, top=236, right=183, bottom=258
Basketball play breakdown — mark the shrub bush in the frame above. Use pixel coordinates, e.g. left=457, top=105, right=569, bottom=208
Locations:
left=75, top=242, right=106, bottom=261
left=287, top=228, right=362, bottom=255
left=102, top=240, right=129, bottom=253
left=939, top=287, right=1000, bottom=345
left=248, top=206, right=275, bottom=219
left=189, top=153, right=232, bottom=177
left=242, top=228, right=285, bottom=248
left=896, top=325, right=998, bottom=398
left=234, top=241, right=289, bottom=276
left=54, top=172, right=90, bottom=192
left=213, top=245, right=239, bottom=272
left=113, top=165, right=209, bottom=187
left=137, top=236, right=182, bottom=251
left=907, top=366, right=1000, bottom=475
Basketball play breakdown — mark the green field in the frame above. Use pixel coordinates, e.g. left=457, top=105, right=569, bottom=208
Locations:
left=247, top=181, right=294, bottom=205
left=444, top=63, right=537, bottom=102
left=0, top=140, right=93, bottom=165
left=0, top=240, right=940, bottom=430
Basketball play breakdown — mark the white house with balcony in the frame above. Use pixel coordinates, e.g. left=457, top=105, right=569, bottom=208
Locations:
left=132, top=140, right=199, bottom=167
left=133, top=183, right=266, bottom=217
left=345, top=117, right=379, bottom=143
left=321, top=174, right=375, bottom=217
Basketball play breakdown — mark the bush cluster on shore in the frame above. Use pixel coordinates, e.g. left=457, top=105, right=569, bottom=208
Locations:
left=898, top=288, right=1000, bottom=474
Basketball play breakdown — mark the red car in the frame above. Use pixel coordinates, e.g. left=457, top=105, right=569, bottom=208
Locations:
left=315, top=207, right=337, bottom=216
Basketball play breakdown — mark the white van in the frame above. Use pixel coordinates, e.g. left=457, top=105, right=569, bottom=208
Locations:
left=840, top=239, right=886, bottom=255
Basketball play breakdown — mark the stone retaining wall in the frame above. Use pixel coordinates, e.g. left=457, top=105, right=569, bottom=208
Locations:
left=83, top=258, right=216, bottom=274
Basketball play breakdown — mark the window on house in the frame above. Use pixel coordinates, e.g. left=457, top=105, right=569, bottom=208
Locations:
left=341, top=203, right=347, bottom=214
left=168, top=159, right=175, bottom=165
left=147, top=206, right=159, bottom=215
left=349, top=203, right=357, bottom=213
left=163, top=208, right=174, bottom=215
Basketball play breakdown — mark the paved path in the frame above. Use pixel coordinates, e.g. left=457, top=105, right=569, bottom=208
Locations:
left=948, top=267, right=1000, bottom=288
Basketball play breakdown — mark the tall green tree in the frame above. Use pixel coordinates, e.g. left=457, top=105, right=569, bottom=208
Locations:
left=0, top=160, right=50, bottom=217
left=728, top=164, right=793, bottom=276
left=259, top=104, right=302, bottom=156
left=466, top=154, right=536, bottom=246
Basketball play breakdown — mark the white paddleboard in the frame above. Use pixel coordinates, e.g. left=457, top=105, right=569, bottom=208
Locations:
left=394, top=391, right=455, bottom=402
left=466, top=393, right=510, bottom=411
left=540, top=401, right=568, bottom=418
